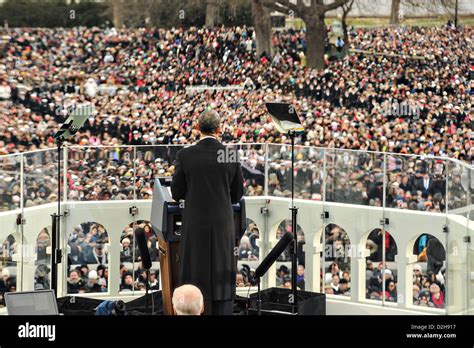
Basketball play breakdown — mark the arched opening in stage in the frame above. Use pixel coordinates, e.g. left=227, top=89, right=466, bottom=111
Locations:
left=236, top=218, right=260, bottom=288
left=0, top=234, right=18, bottom=307
left=411, top=234, right=446, bottom=309
left=364, top=228, right=398, bottom=302
left=119, top=220, right=159, bottom=293
left=322, top=223, right=351, bottom=297
left=66, top=222, right=109, bottom=294
left=34, top=227, right=51, bottom=291
left=275, top=219, right=306, bottom=290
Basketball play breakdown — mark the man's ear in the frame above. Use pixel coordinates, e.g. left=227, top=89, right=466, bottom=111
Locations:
left=200, top=303, right=204, bottom=314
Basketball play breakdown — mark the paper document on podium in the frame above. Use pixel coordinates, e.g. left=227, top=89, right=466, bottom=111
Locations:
left=265, top=102, right=304, bottom=134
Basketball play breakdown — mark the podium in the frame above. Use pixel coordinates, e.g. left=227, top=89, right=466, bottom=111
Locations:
left=150, top=178, right=246, bottom=315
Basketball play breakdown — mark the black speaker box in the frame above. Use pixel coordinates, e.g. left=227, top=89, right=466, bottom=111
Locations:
left=247, top=287, right=325, bottom=315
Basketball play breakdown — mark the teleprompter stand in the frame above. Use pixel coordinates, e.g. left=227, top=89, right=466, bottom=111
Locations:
left=51, top=105, right=92, bottom=295
left=264, top=102, right=304, bottom=315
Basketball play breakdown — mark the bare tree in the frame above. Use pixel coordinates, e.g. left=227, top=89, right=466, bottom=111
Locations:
left=262, top=0, right=349, bottom=69
left=390, top=0, right=401, bottom=25
left=405, top=0, right=460, bottom=24
left=109, top=0, right=123, bottom=28
left=252, top=0, right=273, bottom=57
left=106, top=0, right=165, bottom=28
left=205, top=0, right=221, bottom=27
left=341, top=0, right=354, bottom=47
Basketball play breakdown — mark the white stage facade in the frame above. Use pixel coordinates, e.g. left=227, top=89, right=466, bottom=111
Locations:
left=0, top=144, right=472, bottom=315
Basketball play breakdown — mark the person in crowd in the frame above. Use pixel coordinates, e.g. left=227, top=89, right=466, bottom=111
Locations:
left=136, top=282, right=146, bottom=291
left=413, top=264, right=423, bottom=281
left=238, top=236, right=258, bottom=261
left=335, top=36, right=345, bottom=51
left=426, top=237, right=446, bottom=274
left=236, top=272, right=247, bottom=287
left=120, top=238, right=133, bottom=262
left=67, top=269, right=84, bottom=294
left=276, top=265, right=289, bottom=287
left=337, top=278, right=350, bottom=296
left=282, top=275, right=292, bottom=289
left=120, top=272, right=134, bottom=292
left=415, top=290, right=435, bottom=307
left=136, top=268, right=148, bottom=285
left=83, top=243, right=108, bottom=264
left=342, top=270, right=351, bottom=283
left=79, top=264, right=89, bottom=280
left=296, top=265, right=305, bottom=290
left=325, top=285, right=335, bottom=295
left=429, top=283, right=444, bottom=309
left=119, top=264, right=128, bottom=278
left=383, top=280, right=397, bottom=302
left=413, top=284, right=421, bottom=302
left=331, top=274, right=340, bottom=294
left=365, top=260, right=374, bottom=290
left=96, top=264, right=108, bottom=291
left=85, top=270, right=102, bottom=293
left=0, top=268, right=15, bottom=294
left=34, top=264, right=50, bottom=290
left=149, top=270, right=159, bottom=290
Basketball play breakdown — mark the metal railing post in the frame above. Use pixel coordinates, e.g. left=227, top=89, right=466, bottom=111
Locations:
left=264, top=143, right=269, bottom=197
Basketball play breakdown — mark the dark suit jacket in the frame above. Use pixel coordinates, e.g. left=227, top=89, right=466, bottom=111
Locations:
left=276, top=169, right=291, bottom=191
left=171, top=137, right=244, bottom=301
left=415, top=177, right=433, bottom=197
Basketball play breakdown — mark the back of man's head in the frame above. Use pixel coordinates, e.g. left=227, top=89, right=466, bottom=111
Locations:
left=198, top=110, right=220, bottom=135
left=172, top=284, right=204, bottom=315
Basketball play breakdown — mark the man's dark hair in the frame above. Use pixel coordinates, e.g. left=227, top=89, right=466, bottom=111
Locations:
left=198, top=110, right=220, bottom=134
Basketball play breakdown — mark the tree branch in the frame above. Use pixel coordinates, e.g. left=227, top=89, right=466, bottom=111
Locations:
left=324, top=0, right=349, bottom=12
left=261, top=0, right=305, bottom=16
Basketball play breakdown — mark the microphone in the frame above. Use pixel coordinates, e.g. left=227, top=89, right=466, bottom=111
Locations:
left=254, top=232, right=294, bottom=280
left=135, top=227, right=152, bottom=270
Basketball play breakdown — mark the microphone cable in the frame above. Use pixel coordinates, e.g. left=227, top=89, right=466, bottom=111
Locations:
left=151, top=284, right=155, bottom=314
left=245, top=281, right=253, bottom=313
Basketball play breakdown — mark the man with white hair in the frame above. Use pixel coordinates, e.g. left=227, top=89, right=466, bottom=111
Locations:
left=172, top=284, right=204, bottom=315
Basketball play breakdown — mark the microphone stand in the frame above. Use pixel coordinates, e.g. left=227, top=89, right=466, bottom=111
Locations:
left=288, top=130, right=298, bottom=314
left=145, top=269, right=150, bottom=314
left=257, top=278, right=262, bottom=316
left=252, top=131, right=298, bottom=316
left=50, top=140, right=63, bottom=295
left=49, top=104, right=90, bottom=297
left=264, top=103, right=302, bottom=315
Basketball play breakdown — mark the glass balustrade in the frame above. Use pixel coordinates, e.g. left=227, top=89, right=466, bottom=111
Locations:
left=0, top=144, right=471, bottom=314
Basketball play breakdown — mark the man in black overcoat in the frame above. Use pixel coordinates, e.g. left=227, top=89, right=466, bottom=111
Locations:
left=171, top=110, right=244, bottom=315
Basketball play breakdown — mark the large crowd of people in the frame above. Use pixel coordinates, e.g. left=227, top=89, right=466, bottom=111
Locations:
left=0, top=22, right=470, bottom=308
left=0, top=24, right=471, bottom=213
